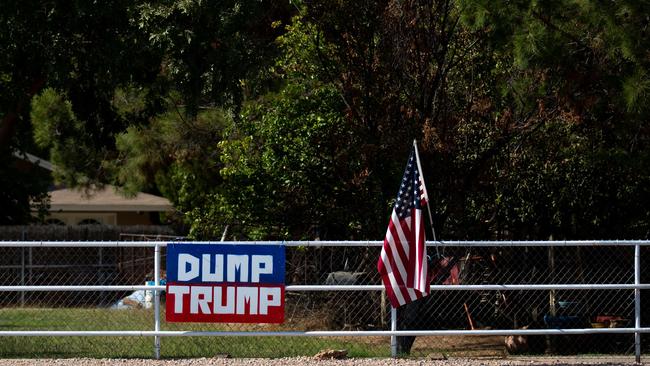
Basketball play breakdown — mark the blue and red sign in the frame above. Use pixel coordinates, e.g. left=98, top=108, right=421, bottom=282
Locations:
left=165, top=243, right=285, bottom=323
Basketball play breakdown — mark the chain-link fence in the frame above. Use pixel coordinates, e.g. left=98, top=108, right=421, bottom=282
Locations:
left=0, top=239, right=648, bottom=360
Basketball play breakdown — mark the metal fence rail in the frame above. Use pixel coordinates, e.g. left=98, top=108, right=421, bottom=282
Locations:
left=0, top=240, right=648, bottom=361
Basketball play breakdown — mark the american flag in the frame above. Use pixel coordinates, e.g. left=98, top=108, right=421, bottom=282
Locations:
left=377, top=143, right=430, bottom=308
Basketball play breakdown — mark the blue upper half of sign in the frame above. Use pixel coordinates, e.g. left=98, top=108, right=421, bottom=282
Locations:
left=167, top=243, right=285, bottom=284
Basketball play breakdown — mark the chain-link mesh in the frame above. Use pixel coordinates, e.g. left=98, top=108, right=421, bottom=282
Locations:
left=0, top=240, right=647, bottom=358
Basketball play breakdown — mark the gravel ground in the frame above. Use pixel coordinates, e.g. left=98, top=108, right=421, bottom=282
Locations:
left=0, top=357, right=643, bottom=366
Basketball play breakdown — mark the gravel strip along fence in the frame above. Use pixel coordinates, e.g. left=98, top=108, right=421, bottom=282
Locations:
left=0, top=357, right=641, bottom=366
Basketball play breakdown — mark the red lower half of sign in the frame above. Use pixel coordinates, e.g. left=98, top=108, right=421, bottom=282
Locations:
left=165, top=283, right=285, bottom=323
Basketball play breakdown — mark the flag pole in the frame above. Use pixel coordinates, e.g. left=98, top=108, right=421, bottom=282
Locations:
left=413, top=139, right=439, bottom=257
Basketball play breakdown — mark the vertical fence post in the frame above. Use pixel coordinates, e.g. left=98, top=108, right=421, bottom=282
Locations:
left=20, top=247, right=25, bottom=307
left=635, top=244, right=641, bottom=364
left=20, top=229, right=26, bottom=307
left=154, top=244, right=161, bottom=359
left=28, top=247, right=32, bottom=303
left=391, top=307, right=397, bottom=357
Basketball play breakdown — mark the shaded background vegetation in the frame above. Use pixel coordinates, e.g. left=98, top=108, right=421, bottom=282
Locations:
left=2, top=0, right=650, bottom=241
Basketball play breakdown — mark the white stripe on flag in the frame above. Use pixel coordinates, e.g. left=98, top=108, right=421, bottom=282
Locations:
left=380, top=247, right=406, bottom=306
left=385, top=230, right=408, bottom=288
left=414, top=210, right=422, bottom=291
left=392, top=211, right=410, bottom=259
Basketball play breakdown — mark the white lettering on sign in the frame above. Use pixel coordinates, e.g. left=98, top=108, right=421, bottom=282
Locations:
left=259, top=287, right=281, bottom=315
left=176, top=254, right=274, bottom=283
left=190, top=286, right=212, bottom=314
left=178, top=254, right=199, bottom=281
left=167, top=285, right=190, bottom=313
left=214, top=286, right=235, bottom=314
left=236, top=287, right=258, bottom=315
left=168, top=285, right=283, bottom=316
left=202, top=254, right=224, bottom=282
left=227, top=255, right=248, bottom=282
left=251, top=255, right=273, bottom=282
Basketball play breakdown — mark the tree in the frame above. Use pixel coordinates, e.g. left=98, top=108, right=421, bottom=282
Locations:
left=3, top=1, right=292, bottom=228
left=449, top=0, right=650, bottom=239
left=109, top=94, right=231, bottom=238
left=304, top=0, right=467, bottom=212
left=134, top=0, right=293, bottom=117
left=23, top=0, right=293, bottom=187
left=220, top=74, right=362, bottom=239
left=79, top=2, right=295, bottom=237
left=8, top=0, right=650, bottom=243
left=1, top=0, right=159, bottom=223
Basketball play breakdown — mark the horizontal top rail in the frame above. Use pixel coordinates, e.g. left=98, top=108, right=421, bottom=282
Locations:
left=3, top=283, right=650, bottom=292
left=1, top=240, right=650, bottom=247
left=2, top=327, right=650, bottom=337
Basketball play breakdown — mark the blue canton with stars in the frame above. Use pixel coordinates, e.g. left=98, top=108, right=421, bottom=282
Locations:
left=394, top=148, right=423, bottom=219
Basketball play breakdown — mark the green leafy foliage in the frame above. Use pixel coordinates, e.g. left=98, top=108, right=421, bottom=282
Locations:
left=443, top=0, right=650, bottom=239
left=216, top=14, right=394, bottom=240
left=1, top=0, right=164, bottom=216
left=30, top=88, right=98, bottom=187
left=1, top=0, right=292, bottom=226
left=4, top=0, right=650, bottom=242
left=107, top=95, right=231, bottom=236
left=220, top=83, right=359, bottom=239
left=134, top=0, right=293, bottom=116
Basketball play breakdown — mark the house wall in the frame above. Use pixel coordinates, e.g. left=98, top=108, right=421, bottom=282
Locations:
left=47, top=212, right=117, bottom=226
left=47, top=212, right=156, bottom=226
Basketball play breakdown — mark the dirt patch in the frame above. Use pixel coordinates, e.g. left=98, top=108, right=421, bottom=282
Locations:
left=410, top=335, right=505, bottom=357
left=323, top=334, right=505, bottom=358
